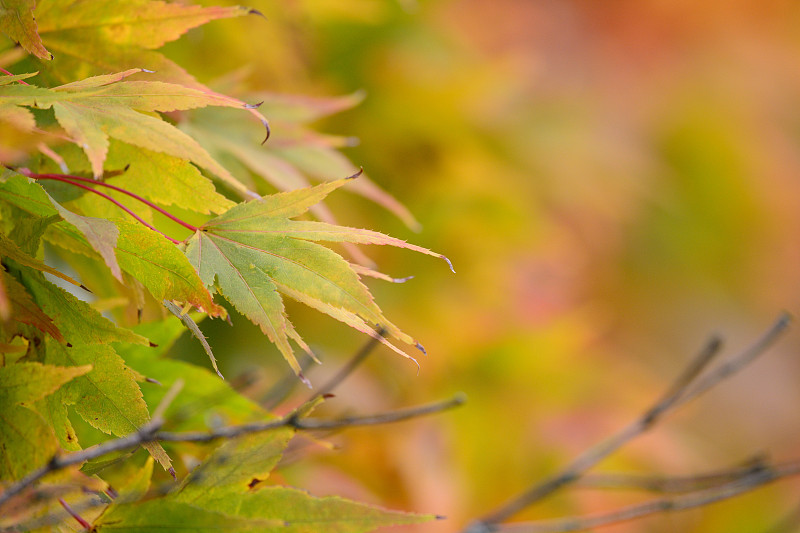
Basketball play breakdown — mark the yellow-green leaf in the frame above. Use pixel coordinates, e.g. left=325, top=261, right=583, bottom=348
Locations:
left=21, top=269, right=147, bottom=346
left=114, top=221, right=223, bottom=317
left=32, top=0, right=254, bottom=86
left=0, top=361, right=89, bottom=480
left=0, top=172, right=122, bottom=279
left=0, top=71, right=267, bottom=195
left=44, top=338, right=172, bottom=473
left=184, top=180, right=452, bottom=378
left=0, top=0, right=51, bottom=60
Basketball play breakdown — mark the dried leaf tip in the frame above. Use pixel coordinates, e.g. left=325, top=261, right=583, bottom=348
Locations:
left=168, top=467, right=177, bottom=481
left=244, top=101, right=263, bottom=109
left=141, top=68, right=155, bottom=73
left=299, top=372, right=312, bottom=389
left=260, top=117, right=271, bottom=145
left=248, top=8, right=266, bottom=18
left=415, top=342, right=427, bottom=356
left=440, top=255, right=456, bottom=273
left=346, top=167, right=364, bottom=180
left=145, top=377, right=162, bottom=385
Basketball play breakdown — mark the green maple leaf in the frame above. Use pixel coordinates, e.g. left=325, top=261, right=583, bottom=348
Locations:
left=0, top=0, right=51, bottom=60
left=6, top=0, right=254, bottom=86
left=20, top=268, right=146, bottom=346
left=94, top=430, right=434, bottom=533
left=0, top=171, right=122, bottom=280
left=118, top=316, right=265, bottom=425
left=113, top=221, right=223, bottom=317
left=44, top=337, right=173, bottom=474
left=185, top=91, right=421, bottom=231
left=183, top=178, right=453, bottom=380
left=0, top=230, right=82, bottom=290
left=0, top=361, right=89, bottom=480
left=0, top=69, right=267, bottom=196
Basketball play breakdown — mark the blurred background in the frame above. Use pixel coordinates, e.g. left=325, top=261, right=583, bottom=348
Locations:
left=163, top=0, right=800, bottom=531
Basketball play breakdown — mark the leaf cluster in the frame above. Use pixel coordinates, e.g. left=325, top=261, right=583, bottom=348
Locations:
left=0, top=1, right=450, bottom=530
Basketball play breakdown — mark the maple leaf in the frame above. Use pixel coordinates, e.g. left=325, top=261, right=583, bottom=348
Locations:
left=7, top=0, right=255, bottom=87
left=20, top=268, right=147, bottom=346
left=0, top=171, right=123, bottom=280
left=119, top=316, right=266, bottom=431
left=94, top=430, right=434, bottom=533
left=44, top=337, right=173, bottom=474
left=0, top=270, right=62, bottom=342
left=185, top=91, right=421, bottom=230
left=183, top=178, right=453, bottom=380
left=0, top=0, right=51, bottom=60
left=0, top=69, right=267, bottom=196
left=0, top=230, right=82, bottom=290
left=0, top=361, right=90, bottom=480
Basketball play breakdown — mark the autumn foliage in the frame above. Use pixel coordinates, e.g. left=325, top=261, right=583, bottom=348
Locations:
left=0, top=1, right=448, bottom=530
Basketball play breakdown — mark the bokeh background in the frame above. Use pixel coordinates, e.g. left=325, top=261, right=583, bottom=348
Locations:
left=164, top=1, right=800, bottom=531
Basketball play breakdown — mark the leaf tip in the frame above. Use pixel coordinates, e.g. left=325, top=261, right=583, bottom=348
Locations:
left=168, top=467, right=177, bottom=480
left=141, top=68, right=155, bottom=73
left=440, top=255, right=455, bottom=273
left=415, top=342, right=427, bottom=356
left=260, top=117, right=271, bottom=144
left=299, top=372, right=312, bottom=389
left=145, top=377, right=162, bottom=386
left=248, top=8, right=266, bottom=18
left=346, top=167, right=364, bottom=180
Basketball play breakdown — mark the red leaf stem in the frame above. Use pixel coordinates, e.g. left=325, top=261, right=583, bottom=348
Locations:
left=0, top=67, right=30, bottom=85
left=58, top=498, right=90, bottom=530
left=31, top=174, right=181, bottom=244
left=29, top=172, right=200, bottom=232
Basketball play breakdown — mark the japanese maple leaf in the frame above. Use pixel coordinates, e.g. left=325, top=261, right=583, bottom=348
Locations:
left=0, top=68, right=267, bottom=196
left=183, top=178, right=454, bottom=383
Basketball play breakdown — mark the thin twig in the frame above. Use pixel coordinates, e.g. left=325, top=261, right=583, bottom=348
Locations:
left=261, top=353, right=317, bottom=410
left=494, top=459, right=800, bottom=533
left=676, top=312, right=791, bottom=408
left=0, top=394, right=465, bottom=510
left=151, top=379, right=184, bottom=422
left=309, top=328, right=386, bottom=402
left=578, top=455, right=769, bottom=493
left=466, top=314, right=790, bottom=532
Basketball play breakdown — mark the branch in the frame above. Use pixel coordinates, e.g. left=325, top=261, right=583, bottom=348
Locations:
left=492, top=459, right=800, bottom=533
left=578, top=454, right=770, bottom=493
left=465, top=313, right=791, bottom=532
left=309, top=328, right=386, bottom=402
left=0, top=394, right=465, bottom=511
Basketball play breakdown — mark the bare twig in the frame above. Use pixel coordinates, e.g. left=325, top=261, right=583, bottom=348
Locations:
left=493, top=459, right=800, bottom=533
left=309, top=328, right=386, bottom=402
left=261, top=353, right=317, bottom=410
left=578, top=455, right=769, bottom=493
left=0, top=394, right=465, bottom=511
left=465, top=314, right=791, bottom=533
